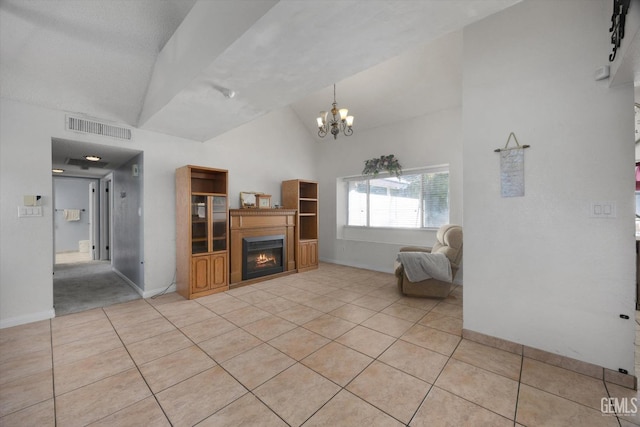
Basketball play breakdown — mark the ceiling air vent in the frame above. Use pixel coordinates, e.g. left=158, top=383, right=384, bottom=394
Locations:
left=66, top=115, right=132, bottom=140
left=65, top=158, right=109, bottom=169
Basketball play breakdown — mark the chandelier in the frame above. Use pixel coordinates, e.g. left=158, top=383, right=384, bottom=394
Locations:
left=316, top=84, right=354, bottom=139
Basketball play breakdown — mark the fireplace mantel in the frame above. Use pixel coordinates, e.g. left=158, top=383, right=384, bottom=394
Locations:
left=229, top=209, right=296, bottom=286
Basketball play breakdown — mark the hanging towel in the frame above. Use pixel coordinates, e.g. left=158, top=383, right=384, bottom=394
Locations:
left=64, top=209, right=81, bottom=221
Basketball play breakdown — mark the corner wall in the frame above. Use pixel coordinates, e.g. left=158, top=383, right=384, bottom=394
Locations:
left=112, top=153, right=144, bottom=290
left=462, top=0, right=635, bottom=372
left=317, top=106, right=463, bottom=273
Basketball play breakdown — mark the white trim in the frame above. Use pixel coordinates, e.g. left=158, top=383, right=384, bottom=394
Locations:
left=320, top=257, right=463, bottom=286
left=112, top=267, right=176, bottom=299
left=319, top=257, right=395, bottom=274
left=112, top=267, right=144, bottom=296
left=0, top=308, right=56, bottom=329
left=342, top=164, right=450, bottom=182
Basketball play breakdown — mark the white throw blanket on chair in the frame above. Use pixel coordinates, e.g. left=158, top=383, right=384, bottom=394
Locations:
left=397, top=252, right=452, bottom=283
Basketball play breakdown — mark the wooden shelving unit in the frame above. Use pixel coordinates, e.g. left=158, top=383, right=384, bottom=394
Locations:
left=282, top=179, right=318, bottom=272
left=176, top=165, right=229, bottom=299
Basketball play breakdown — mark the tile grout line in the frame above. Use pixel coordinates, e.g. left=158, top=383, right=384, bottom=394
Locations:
left=49, top=318, right=58, bottom=427
left=101, top=302, right=175, bottom=426
left=601, top=378, right=623, bottom=425
left=405, top=285, right=464, bottom=426
left=149, top=296, right=287, bottom=426
left=218, top=279, right=422, bottom=425
left=190, top=295, right=301, bottom=426
left=41, top=268, right=612, bottom=425
left=512, top=347, right=524, bottom=426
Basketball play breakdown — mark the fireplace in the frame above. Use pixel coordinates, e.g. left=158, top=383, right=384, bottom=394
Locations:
left=242, top=235, right=285, bottom=281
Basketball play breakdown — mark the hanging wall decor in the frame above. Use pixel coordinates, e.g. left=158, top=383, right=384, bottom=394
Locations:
left=494, top=132, right=530, bottom=198
left=362, top=155, right=402, bottom=177
left=609, top=0, right=630, bottom=62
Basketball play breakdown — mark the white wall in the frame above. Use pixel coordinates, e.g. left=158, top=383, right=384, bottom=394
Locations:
left=1, top=100, right=58, bottom=327
left=0, top=97, right=316, bottom=327
left=463, top=0, right=635, bottom=372
left=208, top=107, right=319, bottom=208
left=317, top=106, right=463, bottom=273
left=112, top=153, right=144, bottom=290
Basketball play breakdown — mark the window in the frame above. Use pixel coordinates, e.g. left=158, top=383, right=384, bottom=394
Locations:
left=346, top=166, right=449, bottom=229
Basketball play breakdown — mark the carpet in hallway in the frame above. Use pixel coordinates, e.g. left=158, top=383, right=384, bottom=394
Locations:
left=54, top=261, right=141, bottom=316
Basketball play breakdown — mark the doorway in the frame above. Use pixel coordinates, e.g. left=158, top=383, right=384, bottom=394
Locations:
left=53, top=176, right=99, bottom=264
left=51, top=138, right=143, bottom=315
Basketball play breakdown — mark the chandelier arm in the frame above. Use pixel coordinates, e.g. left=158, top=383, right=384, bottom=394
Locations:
left=316, top=84, right=353, bottom=140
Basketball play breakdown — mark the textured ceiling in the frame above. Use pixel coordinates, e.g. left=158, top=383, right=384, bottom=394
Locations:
left=1, top=0, right=522, bottom=146
left=138, top=0, right=521, bottom=141
left=0, top=0, right=196, bottom=125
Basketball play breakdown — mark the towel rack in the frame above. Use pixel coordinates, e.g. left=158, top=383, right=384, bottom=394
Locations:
left=55, top=209, right=86, bottom=212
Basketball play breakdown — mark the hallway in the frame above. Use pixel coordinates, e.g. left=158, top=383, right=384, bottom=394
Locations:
left=53, top=256, right=140, bottom=316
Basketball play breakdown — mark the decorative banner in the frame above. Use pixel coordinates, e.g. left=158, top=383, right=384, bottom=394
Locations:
left=500, top=148, right=524, bottom=197
left=494, top=132, right=529, bottom=198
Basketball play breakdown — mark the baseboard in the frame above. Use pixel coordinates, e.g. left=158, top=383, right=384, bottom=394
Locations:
left=462, top=328, right=637, bottom=390
left=142, top=285, right=177, bottom=299
left=111, top=268, right=144, bottom=297
left=319, top=257, right=395, bottom=274
left=111, top=267, right=176, bottom=299
left=0, top=308, right=56, bottom=329
left=319, top=257, right=464, bottom=286
left=113, top=268, right=176, bottom=299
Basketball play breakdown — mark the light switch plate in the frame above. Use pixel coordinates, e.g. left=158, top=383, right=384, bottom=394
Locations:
left=18, top=206, right=43, bottom=217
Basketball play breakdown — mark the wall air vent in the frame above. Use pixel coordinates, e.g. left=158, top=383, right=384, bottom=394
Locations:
left=66, top=115, right=132, bottom=140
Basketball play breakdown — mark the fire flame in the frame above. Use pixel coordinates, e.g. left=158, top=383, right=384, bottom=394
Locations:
left=255, top=253, right=276, bottom=267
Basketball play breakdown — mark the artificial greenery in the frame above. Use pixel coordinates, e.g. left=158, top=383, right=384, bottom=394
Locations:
left=362, top=154, right=402, bottom=177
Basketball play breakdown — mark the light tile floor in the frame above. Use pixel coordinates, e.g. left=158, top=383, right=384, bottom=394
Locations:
left=0, top=263, right=635, bottom=426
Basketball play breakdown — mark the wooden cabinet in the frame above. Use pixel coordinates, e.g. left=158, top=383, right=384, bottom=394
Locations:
left=282, top=179, right=318, bottom=272
left=176, top=165, right=229, bottom=299
left=298, top=240, right=318, bottom=271
left=191, top=253, right=227, bottom=294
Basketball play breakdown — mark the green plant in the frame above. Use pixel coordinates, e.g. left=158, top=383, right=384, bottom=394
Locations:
left=362, top=155, right=402, bottom=177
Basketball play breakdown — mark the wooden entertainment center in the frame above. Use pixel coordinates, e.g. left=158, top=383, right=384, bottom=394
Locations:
left=175, top=166, right=319, bottom=296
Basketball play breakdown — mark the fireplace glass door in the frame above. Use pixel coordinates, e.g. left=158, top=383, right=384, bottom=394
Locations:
left=243, top=235, right=285, bottom=280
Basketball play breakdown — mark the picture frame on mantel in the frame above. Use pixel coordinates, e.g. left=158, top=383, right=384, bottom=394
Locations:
left=256, top=194, right=272, bottom=209
left=240, top=192, right=257, bottom=208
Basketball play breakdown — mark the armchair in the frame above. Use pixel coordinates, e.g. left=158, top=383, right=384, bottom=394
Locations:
left=395, top=224, right=462, bottom=298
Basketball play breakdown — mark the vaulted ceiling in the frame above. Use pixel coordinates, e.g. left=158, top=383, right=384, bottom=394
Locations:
left=0, top=0, right=521, bottom=144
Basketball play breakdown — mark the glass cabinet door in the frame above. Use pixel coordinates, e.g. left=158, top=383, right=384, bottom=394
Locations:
left=211, top=195, right=227, bottom=251
left=191, top=195, right=209, bottom=254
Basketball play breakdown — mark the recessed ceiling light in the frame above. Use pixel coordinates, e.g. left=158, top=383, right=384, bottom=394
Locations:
left=52, top=168, right=64, bottom=173
left=84, top=155, right=101, bottom=161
